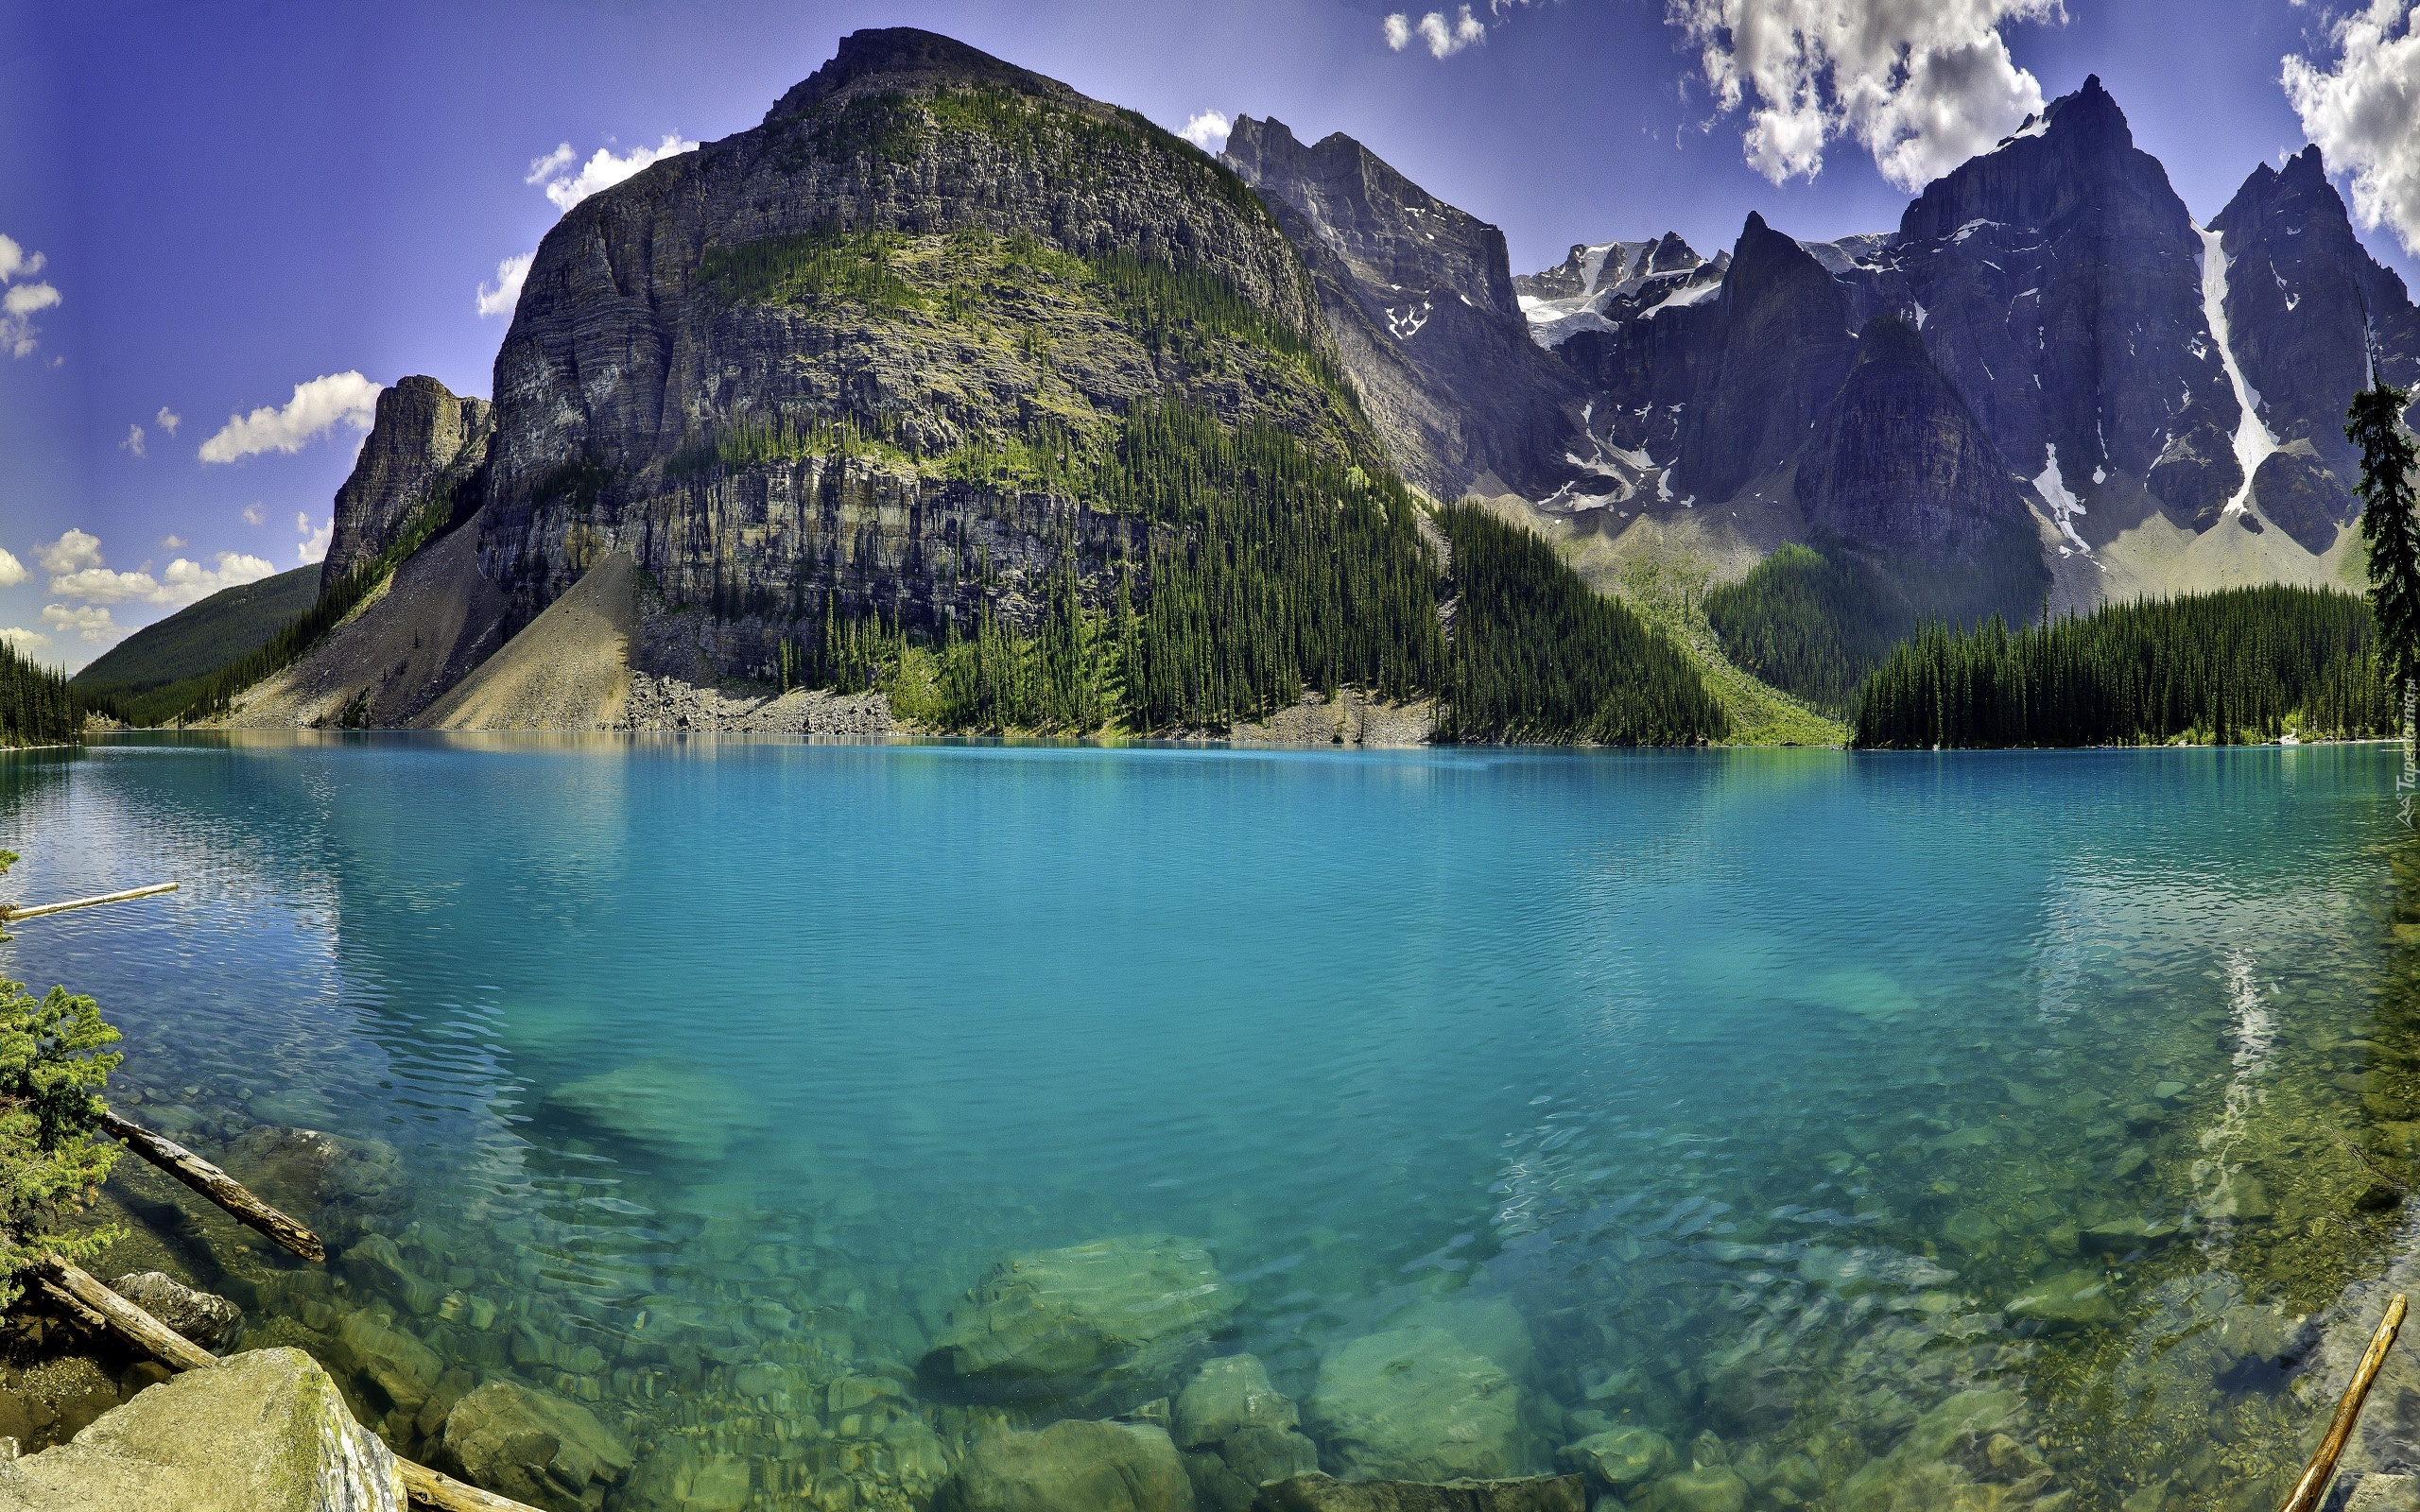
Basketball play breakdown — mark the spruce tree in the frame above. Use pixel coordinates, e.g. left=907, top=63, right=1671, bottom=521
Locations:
left=2351, top=382, right=2420, bottom=692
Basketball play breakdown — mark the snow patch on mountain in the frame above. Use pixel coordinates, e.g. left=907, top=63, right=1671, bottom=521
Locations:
left=2195, top=226, right=2280, bottom=517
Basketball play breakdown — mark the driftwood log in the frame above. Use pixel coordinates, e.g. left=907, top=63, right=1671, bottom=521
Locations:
left=32, top=1257, right=541, bottom=1512
left=98, top=1108, right=324, bottom=1262
left=2280, top=1292, right=2409, bottom=1512
left=0, top=881, right=178, bottom=923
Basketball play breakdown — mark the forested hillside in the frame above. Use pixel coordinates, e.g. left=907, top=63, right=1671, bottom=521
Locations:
left=0, top=642, right=78, bottom=747
left=1853, top=585, right=2390, bottom=747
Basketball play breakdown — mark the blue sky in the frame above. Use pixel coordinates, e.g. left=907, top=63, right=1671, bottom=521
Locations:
left=4, top=0, right=2415, bottom=669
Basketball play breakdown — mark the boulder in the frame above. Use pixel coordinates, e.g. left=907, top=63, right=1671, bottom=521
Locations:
left=0, top=1347, right=400, bottom=1511
left=107, top=1273, right=239, bottom=1350
left=1303, top=1329, right=1531, bottom=1483
left=542, top=1057, right=762, bottom=1161
left=1249, top=1473, right=1585, bottom=1511
left=625, top=1437, right=753, bottom=1512
left=1636, top=1467, right=1750, bottom=1512
left=331, top=1312, right=442, bottom=1418
left=1557, top=1426, right=1675, bottom=1489
left=224, top=1126, right=403, bottom=1244
left=1386, top=1297, right=1533, bottom=1379
left=921, top=1236, right=1240, bottom=1411
left=1176, top=1355, right=1320, bottom=1510
left=941, top=1419, right=1195, bottom=1512
left=435, top=1379, right=632, bottom=1512
left=2005, top=1272, right=2117, bottom=1330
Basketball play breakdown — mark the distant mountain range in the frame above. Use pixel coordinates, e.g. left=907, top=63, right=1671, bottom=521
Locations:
left=130, top=31, right=2420, bottom=737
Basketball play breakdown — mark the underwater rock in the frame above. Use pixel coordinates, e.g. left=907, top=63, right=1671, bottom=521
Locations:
left=223, top=1125, right=403, bottom=1243
left=941, top=1418, right=1194, bottom=1512
left=332, top=1312, right=443, bottom=1418
left=1387, top=1297, right=1534, bottom=1379
left=1635, top=1466, right=1750, bottom=1512
left=1304, top=1328, right=1531, bottom=1483
left=1249, top=1473, right=1584, bottom=1510
left=1556, top=1426, right=1675, bottom=1488
left=542, top=1057, right=764, bottom=1161
left=106, top=1273, right=238, bottom=1350
left=340, top=1234, right=444, bottom=1316
left=920, top=1236, right=1240, bottom=1412
left=436, top=1379, right=633, bottom=1512
left=626, top=1436, right=753, bottom=1512
left=1175, top=1354, right=1322, bottom=1510
left=0, top=1346, right=399, bottom=1510
left=2005, top=1272, right=2117, bottom=1330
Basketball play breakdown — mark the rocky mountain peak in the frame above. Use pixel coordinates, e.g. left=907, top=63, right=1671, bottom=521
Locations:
left=1899, top=76, right=2180, bottom=247
left=322, top=376, right=490, bottom=591
left=761, top=26, right=1080, bottom=123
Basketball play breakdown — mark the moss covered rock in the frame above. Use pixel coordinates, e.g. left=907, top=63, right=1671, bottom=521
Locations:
left=1303, top=1329, right=1532, bottom=1483
left=941, top=1419, right=1194, bottom=1512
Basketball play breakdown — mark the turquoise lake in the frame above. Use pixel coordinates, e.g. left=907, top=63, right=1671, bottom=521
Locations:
left=4, top=734, right=2418, bottom=1512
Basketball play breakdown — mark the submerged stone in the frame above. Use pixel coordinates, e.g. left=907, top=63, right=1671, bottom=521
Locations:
left=436, top=1379, right=633, bottom=1512
left=543, top=1057, right=762, bottom=1161
left=921, top=1235, right=1239, bottom=1411
left=107, top=1273, right=238, bottom=1350
left=1557, top=1426, right=1674, bottom=1487
left=2005, top=1272, right=2117, bottom=1330
left=333, top=1312, right=443, bottom=1418
left=1250, top=1474, right=1583, bottom=1510
left=1177, top=1355, right=1299, bottom=1449
left=0, top=1347, right=399, bottom=1511
left=1636, top=1466, right=1750, bottom=1512
left=1304, top=1328, right=1531, bottom=1483
left=941, top=1419, right=1193, bottom=1512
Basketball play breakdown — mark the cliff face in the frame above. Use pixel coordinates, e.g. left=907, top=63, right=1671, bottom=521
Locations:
left=482, top=27, right=1350, bottom=675
left=1220, top=116, right=1584, bottom=501
left=322, top=377, right=492, bottom=589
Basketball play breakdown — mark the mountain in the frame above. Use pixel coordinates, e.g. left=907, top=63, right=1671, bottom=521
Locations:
left=1220, top=116, right=1585, bottom=501
left=187, top=26, right=1721, bottom=743
left=69, top=563, right=321, bottom=713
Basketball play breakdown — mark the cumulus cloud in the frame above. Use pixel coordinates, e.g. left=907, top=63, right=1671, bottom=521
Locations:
left=199, top=371, right=382, bottom=463
left=159, top=535, right=185, bottom=550
left=1385, top=9, right=1487, bottom=56
left=42, top=603, right=120, bottom=645
left=475, top=251, right=534, bottom=319
left=163, top=552, right=277, bottom=603
left=37, top=529, right=102, bottom=576
left=241, top=503, right=266, bottom=526
left=155, top=405, right=180, bottom=436
left=0, top=627, right=49, bottom=652
left=2284, top=1, right=2420, bottom=254
left=0, top=245, right=60, bottom=359
left=0, top=547, right=24, bottom=588
left=1180, top=111, right=1232, bottom=151
left=119, top=422, right=146, bottom=457
left=1669, top=0, right=2065, bottom=189
left=536, top=135, right=697, bottom=215
left=296, top=513, right=334, bottom=565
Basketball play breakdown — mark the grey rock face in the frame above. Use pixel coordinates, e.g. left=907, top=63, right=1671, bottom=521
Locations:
left=323, top=376, right=492, bottom=589
left=0, top=1348, right=400, bottom=1512
left=106, top=1273, right=238, bottom=1351
left=484, top=26, right=1334, bottom=664
left=1222, top=115, right=1585, bottom=501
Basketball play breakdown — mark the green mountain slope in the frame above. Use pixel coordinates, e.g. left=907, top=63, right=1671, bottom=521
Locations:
left=73, top=565, right=320, bottom=695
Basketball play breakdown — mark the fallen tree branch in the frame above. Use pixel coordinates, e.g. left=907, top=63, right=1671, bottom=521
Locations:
left=98, top=1108, right=324, bottom=1262
left=0, top=882, right=178, bottom=923
left=399, top=1461, right=544, bottom=1512
left=37, top=1256, right=213, bottom=1372
left=2280, top=1292, right=2409, bottom=1512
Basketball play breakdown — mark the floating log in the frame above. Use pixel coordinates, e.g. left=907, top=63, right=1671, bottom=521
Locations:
left=2280, top=1291, right=2408, bottom=1512
left=400, top=1460, right=544, bottom=1512
left=30, top=1258, right=542, bottom=1512
left=0, top=881, right=178, bottom=923
left=98, top=1108, right=324, bottom=1262
left=36, top=1256, right=213, bottom=1372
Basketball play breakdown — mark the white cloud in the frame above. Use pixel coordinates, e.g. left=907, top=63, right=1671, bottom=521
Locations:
left=0, top=627, right=49, bottom=652
left=537, top=135, right=697, bottom=215
left=2284, top=1, right=2420, bottom=254
left=46, top=541, right=274, bottom=608
left=1384, top=13, right=1413, bottom=48
left=119, top=422, right=146, bottom=457
left=0, top=235, right=43, bottom=284
left=475, top=251, right=534, bottom=318
left=159, top=535, right=185, bottom=550
left=198, top=371, right=382, bottom=463
left=163, top=552, right=277, bottom=603
left=155, top=405, right=181, bottom=436
left=48, top=566, right=161, bottom=603
left=42, top=603, right=122, bottom=645
left=37, top=528, right=102, bottom=576
left=1419, top=8, right=1487, bottom=56
left=0, top=548, right=24, bottom=588
left=1669, top=0, right=2065, bottom=189
left=241, top=503, right=267, bottom=526
left=296, top=513, right=334, bottom=565
left=526, top=143, right=576, bottom=184
left=0, top=265, right=60, bottom=359
left=1180, top=111, right=1232, bottom=151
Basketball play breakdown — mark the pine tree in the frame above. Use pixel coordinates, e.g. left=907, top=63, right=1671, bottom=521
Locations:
left=2352, top=382, right=2420, bottom=692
